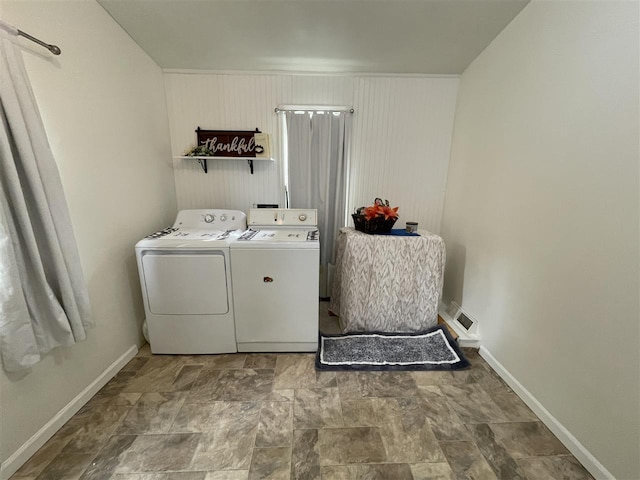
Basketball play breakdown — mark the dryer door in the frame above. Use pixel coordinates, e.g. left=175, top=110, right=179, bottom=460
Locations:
left=141, top=251, right=228, bottom=315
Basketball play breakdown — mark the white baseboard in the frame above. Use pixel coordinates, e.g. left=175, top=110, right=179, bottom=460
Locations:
left=479, top=346, right=614, bottom=480
left=0, top=345, right=138, bottom=480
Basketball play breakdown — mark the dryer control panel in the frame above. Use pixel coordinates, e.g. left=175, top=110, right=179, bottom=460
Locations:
left=173, top=209, right=247, bottom=231
left=248, top=208, right=317, bottom=227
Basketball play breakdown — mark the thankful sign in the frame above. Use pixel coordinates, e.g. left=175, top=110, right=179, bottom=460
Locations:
left=195, top=128, right=270, bottom=158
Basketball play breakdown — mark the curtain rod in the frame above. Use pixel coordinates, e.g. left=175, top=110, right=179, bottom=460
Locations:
left=0, top=19, right=61, bottom=55
left=17, top=29, right=61, bottom=55
left=275, top=105, right=354, bottom=114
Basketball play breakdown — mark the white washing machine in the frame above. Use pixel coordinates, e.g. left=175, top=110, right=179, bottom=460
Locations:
left=135, top=209, right=247, bottom=354
left=231, top=208, right=320, bottom=352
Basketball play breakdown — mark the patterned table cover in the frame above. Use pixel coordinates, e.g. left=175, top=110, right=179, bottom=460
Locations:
left=329, top=227, right=446, bottom=332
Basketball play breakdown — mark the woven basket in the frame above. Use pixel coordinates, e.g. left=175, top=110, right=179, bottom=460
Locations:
left=352, top=214, right=397, bottom=234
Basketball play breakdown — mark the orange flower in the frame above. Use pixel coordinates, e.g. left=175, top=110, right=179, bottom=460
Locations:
left=354, top=199, right=399, bottom=223
left=363, top=206, right=378, bottom=220
left=380, top=205, right=399, bottom=220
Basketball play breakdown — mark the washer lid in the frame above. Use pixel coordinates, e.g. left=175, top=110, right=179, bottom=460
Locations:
left=232, top=229, right=319, bottom=249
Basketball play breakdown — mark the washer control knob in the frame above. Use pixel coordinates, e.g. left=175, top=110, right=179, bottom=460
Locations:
left=299, top=213, right=307, bottom=222
left=204, top=214, right=215, bottom=223
left=220, top=214, right=227, bottom=222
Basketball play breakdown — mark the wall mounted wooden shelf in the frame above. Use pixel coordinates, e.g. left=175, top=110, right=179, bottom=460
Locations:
left=173, top=156, right=274, bottom=174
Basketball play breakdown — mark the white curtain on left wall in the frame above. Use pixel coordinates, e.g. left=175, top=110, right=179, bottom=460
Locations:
left=0, top=22, right=92, bottom=372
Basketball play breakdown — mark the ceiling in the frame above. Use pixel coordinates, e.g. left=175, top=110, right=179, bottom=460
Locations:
left=98, top=0, right=529, bottom=75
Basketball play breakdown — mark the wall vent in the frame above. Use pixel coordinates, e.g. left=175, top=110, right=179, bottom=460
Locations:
left=457, top=311, right=474, bottom=330
left=438, top=301, right=480, bottom=347
left=451, top=302, right=478, bottom=336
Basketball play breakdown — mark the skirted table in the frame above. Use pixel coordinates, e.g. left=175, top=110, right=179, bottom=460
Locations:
left=329, top=227, right=446, bottom=332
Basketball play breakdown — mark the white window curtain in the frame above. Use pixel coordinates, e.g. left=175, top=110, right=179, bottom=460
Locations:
left=281, top=109, right=351, bottom=297
left=0, top=21, right=92, bottom=372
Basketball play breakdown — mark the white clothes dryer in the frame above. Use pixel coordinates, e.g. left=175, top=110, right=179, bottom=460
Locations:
left=231, top=208, right=319, bottom=352
left=135, top=209, right=246, bottom=354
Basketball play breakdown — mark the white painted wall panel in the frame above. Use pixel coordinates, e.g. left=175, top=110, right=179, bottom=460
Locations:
left=0, top=0, right=176, bottom=475
left=165, top=73, right=285, bottom=212
left=350, top=76, right=459, bottom=232
left=440, top=2, right=639, bottom=478
left=165, top=72, right=458, bottom=233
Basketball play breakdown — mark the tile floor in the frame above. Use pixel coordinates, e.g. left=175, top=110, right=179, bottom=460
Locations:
left=11, top=306, right=594, bottom=480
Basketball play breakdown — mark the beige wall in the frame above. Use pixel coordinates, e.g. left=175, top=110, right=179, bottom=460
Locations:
left=0, top=0, right=176, bottom=474
left=440, top=1, right=639, bottom=478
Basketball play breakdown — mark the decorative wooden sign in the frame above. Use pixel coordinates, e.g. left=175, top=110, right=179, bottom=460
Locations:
left=195, top=128, right=270, bottom=159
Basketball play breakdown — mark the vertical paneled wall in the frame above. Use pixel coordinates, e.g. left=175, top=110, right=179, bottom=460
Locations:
left=164, top=71, right=458, bottom=233
left=350, top=76, right=459, bottom=233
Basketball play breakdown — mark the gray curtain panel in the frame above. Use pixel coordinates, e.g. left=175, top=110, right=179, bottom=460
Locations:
left=285, top=111, right=349, bottom=271
left=0, top=24, right=92, bottom=372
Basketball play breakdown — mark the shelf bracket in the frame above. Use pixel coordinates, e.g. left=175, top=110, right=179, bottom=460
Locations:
left=197, top=158, right=208, bottom=173
left=247, top=127, right=260, bottom=174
